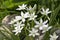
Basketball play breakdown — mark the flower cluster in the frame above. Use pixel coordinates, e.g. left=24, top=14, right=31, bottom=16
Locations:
left=9, top=4, right=58, bottom=40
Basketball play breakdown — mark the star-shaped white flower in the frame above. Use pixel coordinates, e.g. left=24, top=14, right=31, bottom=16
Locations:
left=9, top=11, right=30, bottom=24
left=41, top=8, right=51, bottom=15
left=14, top=21, right=24, bottom=27
left=34, top=19, right=52, bottom=33
left=8, top=16, right=21, bottom=24
left=16, top=4, right=27, bottom=10
left=29, top=28, right=39, bottom=37
left=13, top=26, right=23, bottom=35
left=39, top=24, right=52, bottom=33
left=34, top=18, right=48, bottom=28
left=27, top=4, right=36, bottom=13
left=20, top=11, right=30, bottom=22
left=29, top=12, right=37, bottom=20
left=50, top=32, right=58, bottom=40
left=12, top=21, right=24, bottom=35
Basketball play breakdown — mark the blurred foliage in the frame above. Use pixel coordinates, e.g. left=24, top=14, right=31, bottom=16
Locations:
left=0, top=0, right=60, bottom=40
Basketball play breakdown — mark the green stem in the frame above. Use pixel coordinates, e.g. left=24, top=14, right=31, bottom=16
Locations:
left=32, top=20, right=34, bottom=28
left=37, top=15, right=44, bottom=20
left=46, top=15, right=50, bottom=21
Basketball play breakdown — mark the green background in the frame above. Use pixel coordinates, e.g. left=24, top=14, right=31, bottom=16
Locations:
left=0, top=0, right=60, bottom=40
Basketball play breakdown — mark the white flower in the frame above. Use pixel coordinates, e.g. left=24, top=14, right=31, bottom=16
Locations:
left=20, top=11, right=30, bottom=22
left=34, top=18, right=48, bottom=28
left=8, top=16, right=21, bottom=24
left=14, top=21, right=24, bottom=27
left=12, top=21, right=24, bottom=35
left=16, top=4, right=27, bottom=10
left=29, top=12, right=37, bottom=20
left=27, top=4, right=36, bottom=13
left=29, top=28, right=39, bottom=37
left=13, top=26, right=23, bottom=35
left=34, top=19, right=52, bottom=33
left=9, top=11, right=30, bottom=24
left=50, top=32, right=58, bottom=40
left=39, top=24, right=52, bottom=33
left=41, top=8, right=51, bottom=15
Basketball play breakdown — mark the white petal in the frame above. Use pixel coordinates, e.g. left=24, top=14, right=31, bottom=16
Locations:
left=47, top=11, right=51, bottom=14
left=8, top=21, right=14, bottom=24
left=16, top=8, right=21, bottom=10
left=22, top=4, right=27, bottom=7
left=15, top=32, right=18, bottom=35
left=46, top=8, right=49, bottom=12
left=12, top=30, right=16, bottom=32
left=21, top=11, right=24, bottom=16
left=34, top=21, right=39, bottom=25
left=15, top=16, right=21, bottom=19
left=43, top=20, right=48, bottom=25
left=34, top=15, right=37, bottom=18
left=44, top=24, right=48, bottom=27
left=42, top=8, right=45, bottom=12
left=33, top=34, right=35, bottom=37
left=50, top=38, right=53, bottom=40
left=20, top=27, right=23, bottom=30
left=47, top=26, right=52, bottom=31
left=14, top=24, right=17, bottom=26
left=35, top=30, right=38, bottom=32
left=40, top=18, right=43, bottom=23
left=18, top=5, right=21, bottom=7
left=14, top=16, right=22, bottom=22
left=22, top=18, right=25, bottom=22
left=24, top=12, right=30, bottom=18
left=21, top=24, right=24, bottom=27
left=39, top=27, right=43, bottom=30
left=33, top=4, right=36, bottom=10
left=50, top=35, right=53, bottom=38
left=32, top=28, right=35, bottom=31
left=36, top=33, right=39, bottom=35
left=34, top=25, right=39, bottom=28
left=41, top=12, right=44, bottom=14
left=29, top=34, right=32, bottom=36
left=42, top=31, right=46, bottom=33
left=29, top=30, right=32, bottom=33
